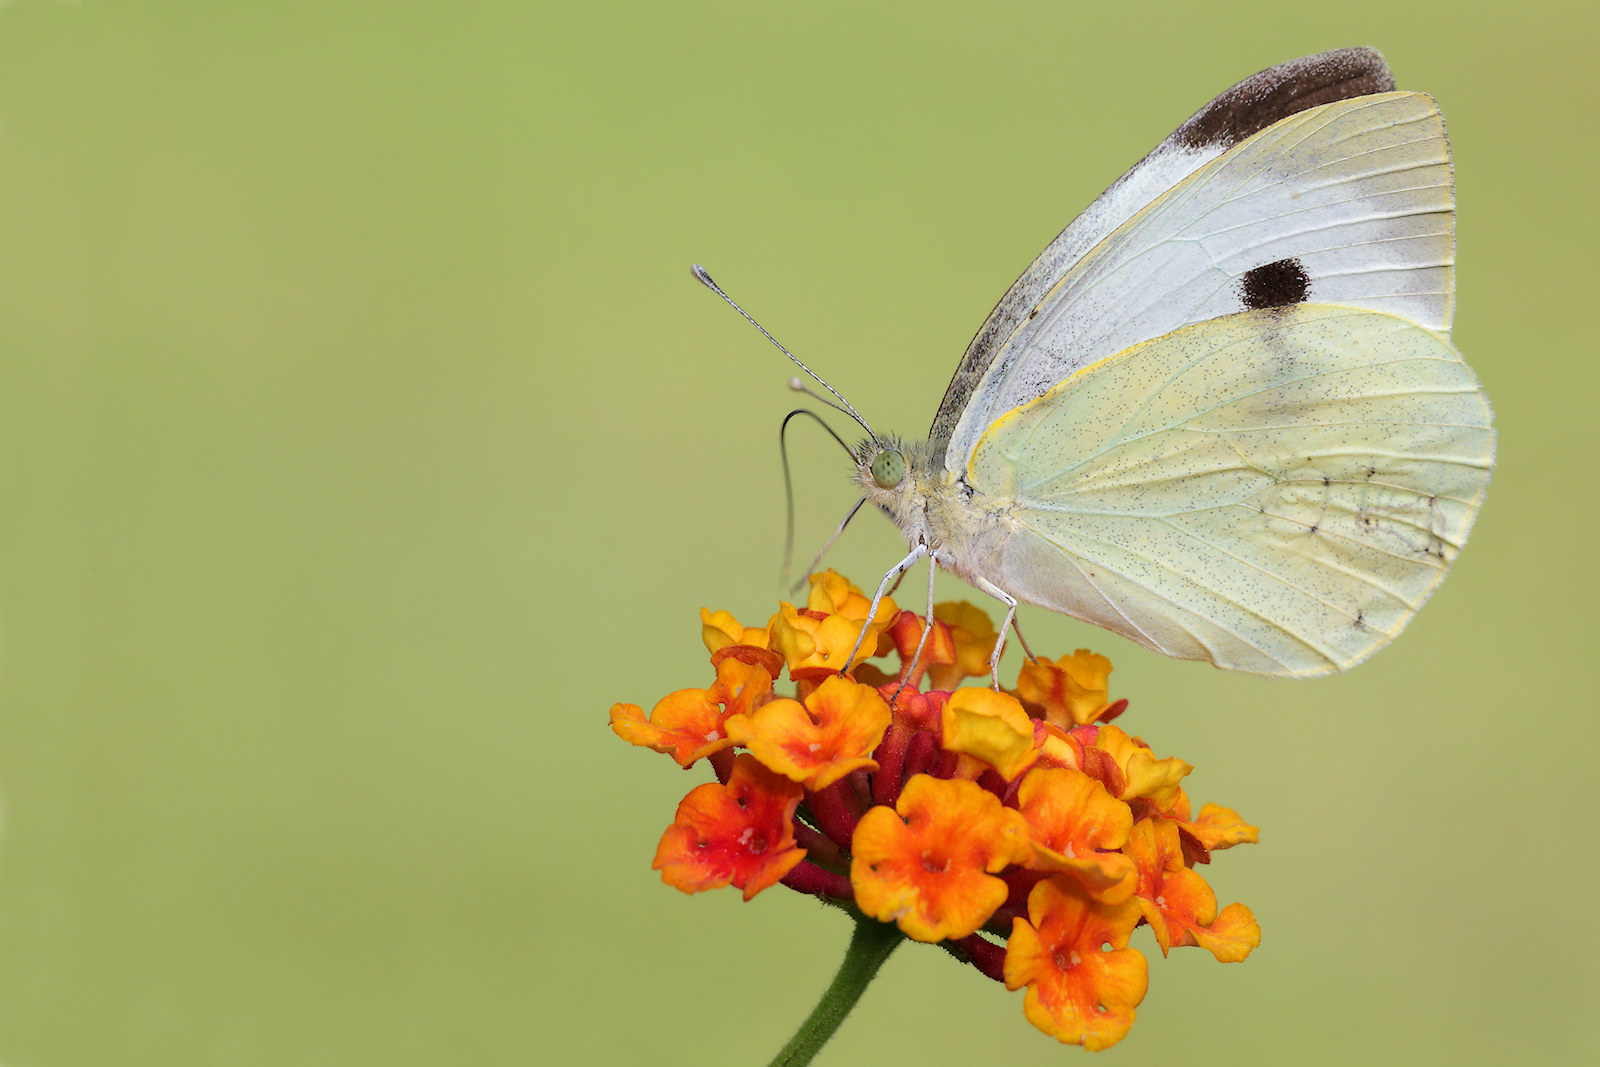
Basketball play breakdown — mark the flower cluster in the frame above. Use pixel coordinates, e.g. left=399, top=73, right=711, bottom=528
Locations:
left=611, top=570, right=1260, bottom=1051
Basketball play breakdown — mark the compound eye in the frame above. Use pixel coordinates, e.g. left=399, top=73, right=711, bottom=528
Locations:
left=870, top=449, right=904, bottom=490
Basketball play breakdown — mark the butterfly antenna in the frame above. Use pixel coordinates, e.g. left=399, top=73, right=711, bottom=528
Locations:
left=778, top=407, right=860, bottom=589
left=787, top=377, right=862, bottom=423
left=691, top=264, right=878, bottom=441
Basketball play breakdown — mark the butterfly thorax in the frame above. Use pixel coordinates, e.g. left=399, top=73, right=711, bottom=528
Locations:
left=854, top=436, right=1015, bottom=585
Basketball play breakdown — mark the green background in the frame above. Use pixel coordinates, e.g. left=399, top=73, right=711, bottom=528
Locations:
left=0, top=2, right=1592, bottom=1064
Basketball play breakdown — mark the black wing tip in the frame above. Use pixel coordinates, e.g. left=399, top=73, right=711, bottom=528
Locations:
left=1172, top=47, right=1397, bottom=151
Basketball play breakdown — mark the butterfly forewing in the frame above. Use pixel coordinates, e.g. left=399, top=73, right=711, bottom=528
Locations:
left=941, top=91, right=1455, bottom=474
left=967, top=304, right=1493, bottom=676
left=930, top=46, right=1396, bottom=458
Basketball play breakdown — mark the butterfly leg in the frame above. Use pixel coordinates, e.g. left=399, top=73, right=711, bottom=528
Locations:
left=971, top=574, right=1017, bottom=690
left=890, top=553, right=939, bottom=702
left=1010, top=616, right=1038, bottom=663
left=887, top=568, right=910, bottom=599
left=844, top=543, right=928, bottom=671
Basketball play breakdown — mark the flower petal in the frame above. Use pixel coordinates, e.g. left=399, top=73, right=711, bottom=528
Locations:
left=886, top=611, right=957, bottom=686
left=1094, top=725, right=1190, bottom=809
left=941, top=687, right=1038, bottom=781
left=1180, top=802, right=1260, bottom=854
left=1016, top=650, right=1113, bottom=727
left=1191, top=902, right=1262, bottom=963
left=805, top=569, right=870, bottom=617
left=610, top=689, right=735, bottom=768
left=700, top=607, right=772, bottom=654
left=927, top=601, right=998, bottom=690
left=706, top=655, right=776, bottom=719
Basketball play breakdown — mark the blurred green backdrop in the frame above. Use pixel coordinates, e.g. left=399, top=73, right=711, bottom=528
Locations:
left=0, top=2, right=1593, bottom=1064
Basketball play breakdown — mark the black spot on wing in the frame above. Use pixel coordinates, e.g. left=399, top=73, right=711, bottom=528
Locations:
left=1240, top=257, right=1311, bottom=310
left=1172, top=47, right=1395, bottom=150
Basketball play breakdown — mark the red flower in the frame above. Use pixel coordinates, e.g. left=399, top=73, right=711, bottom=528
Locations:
left=653, top=754, right=807, bottom=901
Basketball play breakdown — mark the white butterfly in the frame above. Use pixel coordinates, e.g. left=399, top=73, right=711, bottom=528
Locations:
left=709, top=47, right=1494, bottom=682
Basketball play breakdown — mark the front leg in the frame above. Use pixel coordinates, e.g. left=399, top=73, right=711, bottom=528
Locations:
left=891, top=550, right=939, bottom=701
left=843, top=542, right=929, bottom=671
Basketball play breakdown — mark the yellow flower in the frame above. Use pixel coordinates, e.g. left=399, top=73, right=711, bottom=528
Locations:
left=940, top=686, right=1038, bottom=781
left=699, top=606, right=771, bottom=654
left=1016, top=649, right=1115, bottom=728
left=768, top=570, right=898, bottom=674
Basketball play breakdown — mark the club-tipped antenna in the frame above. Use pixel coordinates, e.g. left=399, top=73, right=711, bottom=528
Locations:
left=788, top=376, right=863, bottom=425
left=691, top=263, right=878, bottom=442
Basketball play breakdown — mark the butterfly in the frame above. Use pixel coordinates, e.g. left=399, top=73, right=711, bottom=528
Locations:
left=704, top=47, right=1494, bottom=683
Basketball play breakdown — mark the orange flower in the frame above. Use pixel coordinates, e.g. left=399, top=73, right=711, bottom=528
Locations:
left=851, top=775, right=1032, bottom=941
left=1127, top=818, right=1261, bottom=961
left=705, top=654, right=776, bottom=720
left=1016, top=767, right=1137, bottom=904
left=653, top=754, right=807, bottom=901
left=940, top=686, right=1039, bottom=781
left=609, top=688, right=735, bottom=769
left=1005, top=876, right=1148, bottom=1050
left=1017, top=650, right=1114, bottom=728
left=725, top=674, right=891, bottom=791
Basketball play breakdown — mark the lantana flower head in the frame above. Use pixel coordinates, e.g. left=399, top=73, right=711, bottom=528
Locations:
left=611, top=570, right=1260, bottom=1056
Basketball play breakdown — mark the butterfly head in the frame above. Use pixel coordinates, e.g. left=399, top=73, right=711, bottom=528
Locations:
left=855, top=436, right=937, bottom=532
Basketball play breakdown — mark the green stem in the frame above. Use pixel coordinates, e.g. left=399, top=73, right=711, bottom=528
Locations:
left=768, top=915, right=904, bottom=1067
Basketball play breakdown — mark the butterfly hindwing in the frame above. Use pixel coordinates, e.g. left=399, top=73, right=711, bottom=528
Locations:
left=968, top=304, right=1493, bottom=676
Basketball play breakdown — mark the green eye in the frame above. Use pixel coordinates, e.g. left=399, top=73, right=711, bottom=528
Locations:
left=870, top=448, right=904, bottom=489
